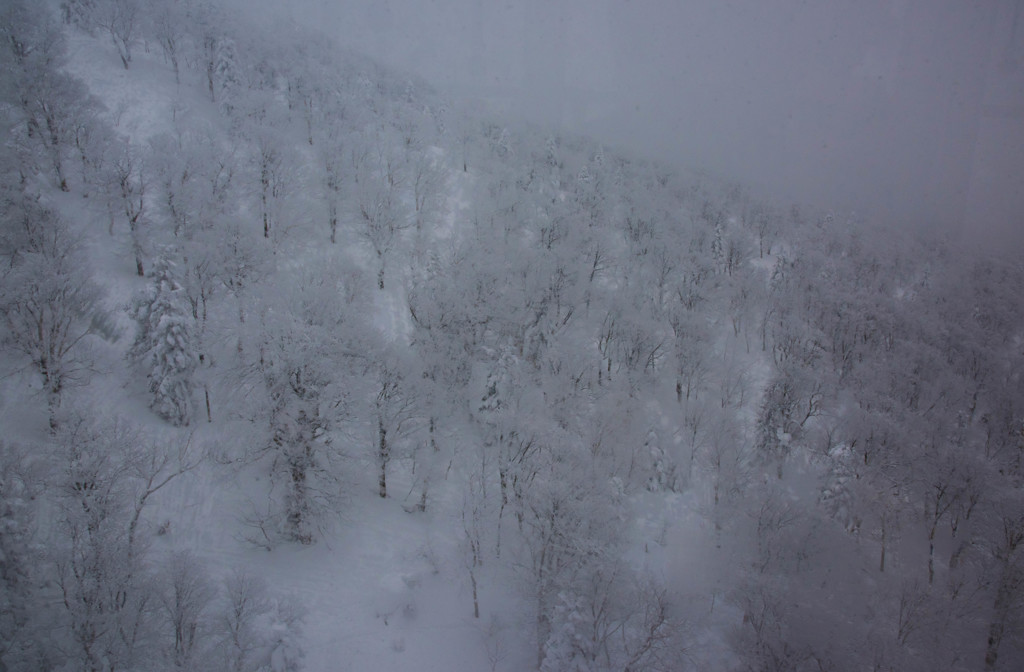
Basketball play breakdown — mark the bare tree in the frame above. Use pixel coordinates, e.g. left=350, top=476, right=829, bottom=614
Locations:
left=409, top=148, right=448, bottom=232
left=108, top=139, right=148, bottom=275
left=460, top=475, right=487, bottom=619
left=0, top=195, right=106, bottom=425
left=160, top=551, right=217, bottom=670
left=230, top=263, right=355, bottom=545
left=252, top=311, right=344, bottom=543
left=755, top=366, right=824, bottom=479
left=218, top=571, right=273, bottom=672
left=150, top=0, right=187, bottom=84
left=216, top=571, right=303, bottom=672
left=373, top=352, right=419, bottom=498
left=253, top=130, right=286, bottom=240
left=54, top=416, right=199, bottom=672
left=315, top=122, right=345, bottom=244
left=13, top=60, right=94, bottom=193
left=351, top=140, right=412, bottom=289
left=95, top=0, right=138, bottom=69
left=60, top=0, right=99, bottom=30
left=982, top=504, right=1024, bottom=670
left=541, top=569, right=680, bottom=672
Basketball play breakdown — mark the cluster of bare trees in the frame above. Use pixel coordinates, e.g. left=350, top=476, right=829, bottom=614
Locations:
left=0, top=414, right=302, bottom=671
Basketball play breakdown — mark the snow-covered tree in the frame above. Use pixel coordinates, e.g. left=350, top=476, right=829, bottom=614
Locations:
left=215, top=570, right=303, bottom=672
left=755, top=365, right=823, bottom=478
left=107, top=138, right=148, bottom=276
left=2, top=8, right=95, bottom=193
left=541, top=573, right=678, bottom=672
left=60, top=0, right=98, bottom=30
left=409, top=146, right=448, bottom=233
left=237, top=264, right=355, bottom=545
left=315, top=121, right=345, bottom=244
left=94, top=0, right=139, bottom=69
left=159, top=551, right=217, bottom=671
left=149, top=0, right=189, bottom=84
left=129, top=256, right=197, bottom=427
left=351, top=137, right=412, bottom=289
left=370, top=348, right=421, bottom=500
left=53, top=417, right=153, bottom=671
left=187, top=1, right=235, bottom=105
left=479, top=407, right=632, bottom=670
left=256, top=138, right=284, bottom=242
left=0, top=192, right=106, bottom=426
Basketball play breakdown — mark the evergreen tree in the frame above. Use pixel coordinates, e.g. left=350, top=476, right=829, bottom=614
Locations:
left=130, top=257, right=197, bottom=426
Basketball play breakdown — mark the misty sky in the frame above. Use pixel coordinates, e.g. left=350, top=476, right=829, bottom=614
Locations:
left=249, top=0, right=1024, bottom=248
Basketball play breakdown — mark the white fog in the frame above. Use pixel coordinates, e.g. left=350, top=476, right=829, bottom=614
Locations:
left=252, top=0, right=1024, bottom=248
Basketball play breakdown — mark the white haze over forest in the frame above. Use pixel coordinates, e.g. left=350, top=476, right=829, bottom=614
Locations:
left=247, top=0, right=1024, bottom=250
left=1, top=1, right=1023, bottom=671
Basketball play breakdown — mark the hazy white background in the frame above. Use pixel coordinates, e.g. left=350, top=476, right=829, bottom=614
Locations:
left=239, top=0, right=1024, bottom=248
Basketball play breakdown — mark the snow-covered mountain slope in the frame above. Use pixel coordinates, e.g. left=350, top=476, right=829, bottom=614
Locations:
left=2, top=3, right=1023, bottom=672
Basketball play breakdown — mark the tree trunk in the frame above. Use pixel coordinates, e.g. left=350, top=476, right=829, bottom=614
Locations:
left=417, top=478, right=428, bottom=512
left=928, top=523, right=937, bottom=585
left=262, top=183, right=270, bottom=238
left=46, top=384, right=61, bottom=434
left=985, top=524, right=1022, bottom=670
left=55, top=152, right=69, bottom=192
left=879, top=516, right=887, bottom=573
left=287, top=453, right=310, bottom=544
left=985, top=567, right=1015, bottom=670
left=378, top=416, right=388, bottom=498
left=470, top=568, right=479, bottom=619
left=46, top=119, right=69, bottom=192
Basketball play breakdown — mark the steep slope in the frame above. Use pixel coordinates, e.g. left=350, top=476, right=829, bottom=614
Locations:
left=2, top=3, right=1023, bottom=672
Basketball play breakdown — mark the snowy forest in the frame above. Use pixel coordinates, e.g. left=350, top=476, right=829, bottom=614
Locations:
left=1, top=1, right=1023, bottom=670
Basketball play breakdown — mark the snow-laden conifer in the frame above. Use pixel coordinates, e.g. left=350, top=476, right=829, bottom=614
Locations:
left=130, top=257, right=197, bottom=426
